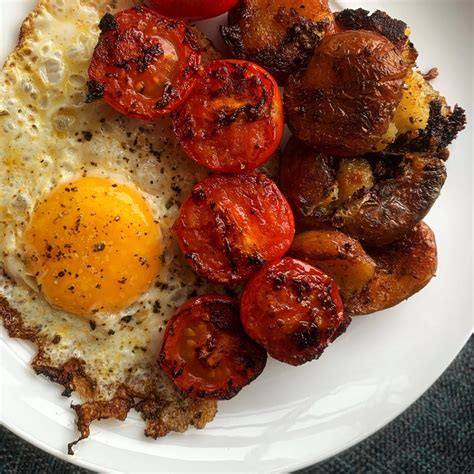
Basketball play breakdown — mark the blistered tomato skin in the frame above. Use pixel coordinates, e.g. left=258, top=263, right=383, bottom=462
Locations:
left=159, top=295, right=267, bottom=400
left=148, top=0, right=240, bottom=21
left=172, top=60, right=284, bottom=173
left=240, top=257, right=349, bottom=366
left=88, top=6, right=201, bottom=119
left=172, top=173, right=295, bottom=284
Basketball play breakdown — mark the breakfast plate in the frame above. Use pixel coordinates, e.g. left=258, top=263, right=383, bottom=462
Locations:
left=0, top=0, right=472, bottom=472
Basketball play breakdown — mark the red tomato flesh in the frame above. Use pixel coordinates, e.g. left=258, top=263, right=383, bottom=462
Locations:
left=87, top=6, right=201, bottom=119
left=172, top=60, right=284, bottom=172
left=148, top=0, right=239, bottom=21
left=159, top=295, right=267, bottom=400
left=240, top=257, right=349, bottom=366
left=173, top=173, right=295, bottom=284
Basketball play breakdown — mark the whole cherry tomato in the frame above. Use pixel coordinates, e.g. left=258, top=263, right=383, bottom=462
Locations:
left=148, top=0, right=240, bottom=20
left=159, top=295, right=267, bottom=399
left=172, top=173, right=295, bottom=284
left=240, top=257, right=349, bottom=366
left=173, top=60, right=284, bottom=172
left=87, top=6, right=201, bottom=119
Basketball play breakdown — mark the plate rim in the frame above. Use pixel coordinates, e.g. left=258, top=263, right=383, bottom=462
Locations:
left=2, top=332, right=471, bottom=473
left=1, top=0, right=473, bottom=472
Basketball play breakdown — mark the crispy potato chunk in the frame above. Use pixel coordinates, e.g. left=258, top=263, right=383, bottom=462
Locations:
left=284, top=30, right=409, bottom=156
left=336, top=158, right=374, bottom=205
left=221, top=0, right=334, bottom=83
left=290, top=230, right=376, bottom=298
left=279, top=137, right=338, bottom=222
left=345, top=222, right=438, bottom=315
left=280, top=137, right=447, bottom=246
left=334, top=8, right=418, bottom=67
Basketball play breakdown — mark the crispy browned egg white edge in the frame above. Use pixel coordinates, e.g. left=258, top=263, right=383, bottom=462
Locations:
left=0, top=0, right=225, bottom=452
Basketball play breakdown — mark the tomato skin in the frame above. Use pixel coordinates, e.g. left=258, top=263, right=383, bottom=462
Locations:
left=148, top=0, right=239, bottom=20
left=88, top=6, right=201, bottom=120
left=172, top=173, right=295, bottom=284
left=240, top=257, right=349, bottom=366
left=159, top=295, right=267, bottom=400
left=172, top=60, right=284, bottom=173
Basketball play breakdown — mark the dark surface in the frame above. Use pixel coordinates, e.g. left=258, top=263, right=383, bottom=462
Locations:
left=1, top=337, right=473, bottom=474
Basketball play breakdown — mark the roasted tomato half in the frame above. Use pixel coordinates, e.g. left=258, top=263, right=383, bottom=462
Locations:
left=173, top=173, right=295, bottom=284
left=148, top=0, right=239, bottom=21
left=172, top=60, right=283, bottom=172
left=87, top=6, right=201, bottom=119
left=240, top=257, right=349, bottom=366
left=159, top=295, right=267, bottom=400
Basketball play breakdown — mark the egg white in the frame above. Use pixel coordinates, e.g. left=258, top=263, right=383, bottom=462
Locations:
left=0, top=0, right=219, bottom=401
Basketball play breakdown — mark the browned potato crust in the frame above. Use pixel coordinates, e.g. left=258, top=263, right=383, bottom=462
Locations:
left=345, top=222, right=438, bottom=315
left=279, top=137, right=338, bottom=224
left=290, top=230, right=376, bottom=298
left=279, top=137, right=447, bottom=246
left=335, top=8, right=418, bottom=67
left=284, top=30, right=409, bottom=156
left=221, top=0, right=334, bottom=83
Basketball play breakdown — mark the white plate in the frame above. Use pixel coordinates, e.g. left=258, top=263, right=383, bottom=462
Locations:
left=0, top=1, right=472, bottom=472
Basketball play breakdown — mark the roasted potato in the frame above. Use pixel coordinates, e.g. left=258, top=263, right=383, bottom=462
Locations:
left=378, top=70, right=467, bottom=153
left=334, top=8, right=418, bottom=67
left=290, top=230, right=376, bottom=298
left=284, top=30, right=410, bottom=156
left=221, top=0, right=334, bottom=83
left=280, top=137, right=447, bottom=246
left=344, top=222, right=438, bottom=315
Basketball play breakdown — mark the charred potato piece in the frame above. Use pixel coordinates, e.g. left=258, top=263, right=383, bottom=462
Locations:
left=280, top=137, right=447, bottom=246
left=335, top=8, right=418, bottom=67
left=221, top=0, right=334, bottom=83
left=345, top=222, right=438, bottom=315
left=378, top=70, right=467, bottom=153
left=284, top=30, right=410, bottom=156
left=290, top=230, right=376, bottom=298
left=279, top=137, right=338, bottom=223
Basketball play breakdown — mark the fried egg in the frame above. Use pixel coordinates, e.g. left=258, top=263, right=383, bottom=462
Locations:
left=0, top=0, right=222, bottom=443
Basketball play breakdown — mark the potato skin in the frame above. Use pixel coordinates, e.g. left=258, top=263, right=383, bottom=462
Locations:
left=345, top=222, right=438, bottom=315
left=280, top=137, right=447, bottom=246
left=334, top=152, right=447, bottom=246
left=334, top=8, right=418, bottom=67
left=279, top=137, right=337, bottom=225
left=221, top=0, right=334, bottom=83
left=290, top=230, right=376, bottom=299
left=284, top=30, right=409, bottom=156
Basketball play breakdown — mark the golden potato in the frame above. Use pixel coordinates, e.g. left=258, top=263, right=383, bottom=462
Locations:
left=279, top=137, right=338, bottom=224
left=284, top=30, right=410, bottom=156
left=334, top=8, right=418, bottom=67
left=280, top=137, right=447, bottom=246
left=290, top=230, right=376, bottom=298
left=345, top=222, right=438, bottom=315
left=386, top=73, right=467, bottom=153
left=221, top=0, right=334, bottom=83
left=336, top=158, right=374, bottom=205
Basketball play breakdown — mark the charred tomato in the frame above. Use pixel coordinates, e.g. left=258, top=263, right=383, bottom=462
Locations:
left=88, top=6, right=201, bottom=119
left=159, top=295, right=267, bottom=400
left=172, top=60, right=283, bottom=172
left=240, top=257, right=349, bottom=366
left=148, top=0, right=239, bottom=20
left=172, top=173, right=295, bottom=284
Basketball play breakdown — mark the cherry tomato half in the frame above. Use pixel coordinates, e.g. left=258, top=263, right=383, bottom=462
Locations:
left=240, top=257, right=349, bottom=366
left=148, top=0, right=239, bottom=21
left=87, top=6, right=201, bottom=119
left=172, top=60, right=284, bottom=172
left=172, top=173, right=295, bottom=284
left=159, top=295, right=267, bottom=400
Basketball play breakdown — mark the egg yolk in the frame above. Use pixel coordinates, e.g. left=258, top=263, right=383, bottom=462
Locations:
left=24, top=176, right=162, bottom=317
